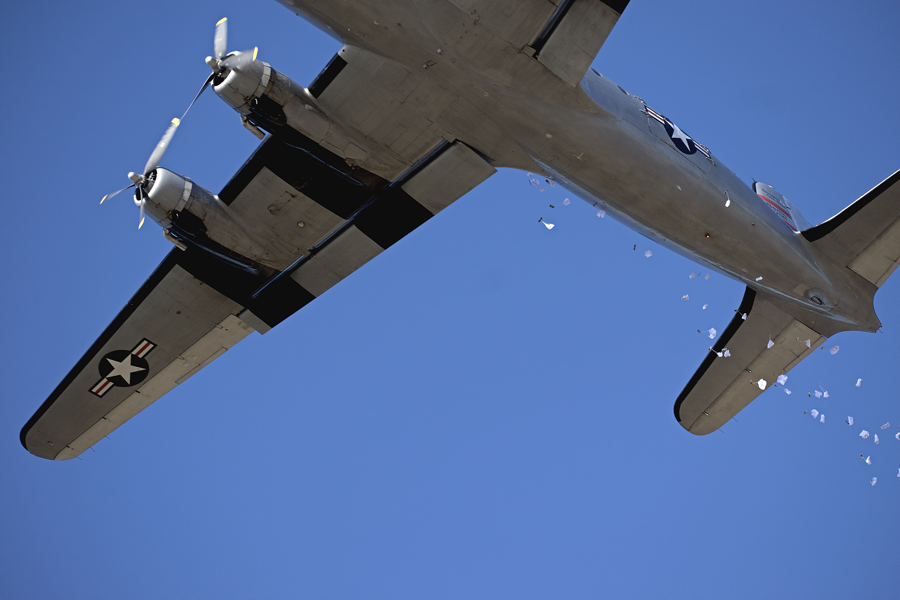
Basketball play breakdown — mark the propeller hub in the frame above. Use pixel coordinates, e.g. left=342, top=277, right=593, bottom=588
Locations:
left=128, top=172, right=142, bottom=183
left=205, top=56, right=220, bottom=72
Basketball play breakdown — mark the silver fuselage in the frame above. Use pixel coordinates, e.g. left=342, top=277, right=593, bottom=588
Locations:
left=274, top=0, right=878, bottom=334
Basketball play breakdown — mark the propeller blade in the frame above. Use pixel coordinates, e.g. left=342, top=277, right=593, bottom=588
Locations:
left=214, top=17, right=228, bottom=60
left=143, top=118, right=180, bottom=176
left=180, top=72, right=216, bottom=121
left=138, top=198, right=146, bottom=229
left=220, top=47, right=257, bottom=71
left=101, top=183, right=135, bottom=204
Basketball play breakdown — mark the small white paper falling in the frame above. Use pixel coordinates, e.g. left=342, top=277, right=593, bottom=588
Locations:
left=880, top=422, right=890, bottom=429
left=859, top=430, right=869, bottom=439
left=896, top=432, right=900, bottom=441
left=784, top=388, right=792, bottom=395
left=767, top=339, right=774, bottom=349
left=689, top=271, right=698, bottom=279
left=820, top=414, right=825, bottom=423
left=874, top=434, right=879, bottom=444
left=644, top=250, right=652, bottom=258
left=702, top=304, right=708, bottom=310
left=550, top=181, right=556, bottom=187
left=870, top=477, right=877, bottom=486
left=562, top=198, right=570, bottom=206
left=856, top=378, right=862, bottom=387
left=723, top=349, right=731, bottom=357
left=596, top=210, right=606, bottom=218
left=705, top=274, right=710, bottom=280
left=897, top=468, right=900, bottom=477
left=757, top=379, right=767, bottom=390
left=823, top=391, right=829, bottom=398
left=814, top=390, right=822, bottom=399
left=543, top=221, right=555, bottom=230
left=777, top=374, right=788, bottom=385
left=741, top=313, right=747, bottom=321
left=681, top=295, right=689, bottom=300
left=847, top=416, right=854, bottom=426
left=529, top=178, right=539, bottom=186
left=865, top=456, right=871, bottom=465
left=708, top=328, right=717, bottom=339
left=755, top=276, right=763, bottom=281
left=803, top=339, right=811, bottom=348
left=725, top=198, right=731, bottom=207
left=810, top=409, right=819, bottom=418
left=829, top=345, right=839, bottom=355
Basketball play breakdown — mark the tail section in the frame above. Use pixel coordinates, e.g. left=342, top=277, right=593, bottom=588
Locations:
left=803, top=168, right=900, bottom=289
left=675, top=168, right=900, bottom=435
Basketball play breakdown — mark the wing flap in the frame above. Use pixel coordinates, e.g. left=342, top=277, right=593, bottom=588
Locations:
left=675, top=289, right=825, bottom=435
left=284, top=141, right=495, bottom=302
left=536, top=0, right=629, bottom=86
left=401, top=141, right=497, bottom=216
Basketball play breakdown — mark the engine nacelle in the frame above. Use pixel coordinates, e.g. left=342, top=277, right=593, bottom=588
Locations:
left=211, top=52, right=378, bottom=168
left=141, top=168, right=259, bottom=264
left=139, top=167, right=198, bottom=229
left=212, top=50, right=273, bottom=115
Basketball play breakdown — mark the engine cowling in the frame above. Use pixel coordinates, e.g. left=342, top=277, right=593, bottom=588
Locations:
left=211, top=52, right=375, bottom=166
left=139, top=167, right=196, bottom=229
left=211, top=50, right=273, bottom=115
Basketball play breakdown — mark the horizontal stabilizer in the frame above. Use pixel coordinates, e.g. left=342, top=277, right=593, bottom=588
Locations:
left=803, top=168, right=900, bottom=288
left=675, top=288, right=825, bottom=435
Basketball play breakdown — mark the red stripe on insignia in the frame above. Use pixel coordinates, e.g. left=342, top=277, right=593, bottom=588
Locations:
left=92, top=379, right=113, bottom=396
left=132, top=339, right=156, bottom=358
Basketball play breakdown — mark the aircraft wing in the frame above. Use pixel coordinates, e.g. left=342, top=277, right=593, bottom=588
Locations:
left=674, top=288, right=826, bottom=435
left=23, top=103, right=496, bottom=461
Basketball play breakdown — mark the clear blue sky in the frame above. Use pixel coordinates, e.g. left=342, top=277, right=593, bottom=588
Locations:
left=2, top=1, right=898, bottom=598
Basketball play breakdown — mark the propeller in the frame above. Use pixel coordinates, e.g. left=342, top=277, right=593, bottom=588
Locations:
left=100, top=118, right=180, bottom=229
left=180, top=17, right=258, bottom=122
left=100, top=18, right=256, bottom=229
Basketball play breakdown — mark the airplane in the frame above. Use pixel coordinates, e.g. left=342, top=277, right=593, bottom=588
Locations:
left=21, top=0, right=899, bottom=460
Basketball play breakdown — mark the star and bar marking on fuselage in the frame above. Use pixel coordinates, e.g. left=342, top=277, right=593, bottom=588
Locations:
left=90, top=339, right=156, bottom=397
left=645, top=105, right=712, bottom=161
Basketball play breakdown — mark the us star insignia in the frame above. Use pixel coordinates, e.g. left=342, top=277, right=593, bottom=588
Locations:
left=644, top=104, right=713, bottom=161
left=90, top=339, right=156, bottom=397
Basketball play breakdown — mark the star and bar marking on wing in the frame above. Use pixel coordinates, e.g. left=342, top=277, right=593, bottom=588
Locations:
left=645, top=106, right=713, bottom=161
left=90, top=339, right=156, bottom=397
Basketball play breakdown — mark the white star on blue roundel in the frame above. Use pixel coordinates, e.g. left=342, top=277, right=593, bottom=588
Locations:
left=664, top=120, right=697, bottom=155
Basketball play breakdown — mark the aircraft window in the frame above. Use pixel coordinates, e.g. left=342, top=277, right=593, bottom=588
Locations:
left=591, top=67, right=602, bottom=77
left=617, top=85, right=629, bottom=95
